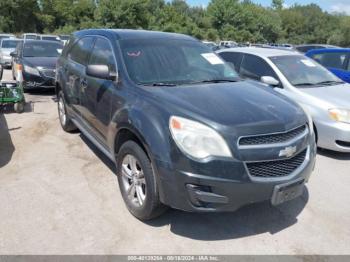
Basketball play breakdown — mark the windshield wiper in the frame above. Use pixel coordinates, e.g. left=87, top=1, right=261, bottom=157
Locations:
left=314, top=80, right=344, bottom=86
left=142, top=82, right=177, bottom=87
left=191, top=79, right=239, bottom=84
left=294, top=83, right=316, bottom=87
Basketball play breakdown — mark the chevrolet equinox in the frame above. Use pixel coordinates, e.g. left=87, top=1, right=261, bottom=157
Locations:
left=56, top=29, right=316, bottom=220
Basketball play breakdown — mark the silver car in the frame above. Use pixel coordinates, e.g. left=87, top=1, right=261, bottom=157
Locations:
left=0, top=39, right=21, bottom=68
left=218, top=47, right=350, bottom=152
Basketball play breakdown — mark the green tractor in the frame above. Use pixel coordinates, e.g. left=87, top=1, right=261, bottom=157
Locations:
left=0, top=64, right=26, bottom=113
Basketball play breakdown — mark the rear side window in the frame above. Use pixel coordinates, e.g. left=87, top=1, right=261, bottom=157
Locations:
left=219, top=52, right=243, bottom=71
left=88, top=37, right=116, bottom=72
left=312, top=52, right=347, bottom=70
left=68, top=37, right=94, bottom=65
left=240, top=54, right=277, bottom=81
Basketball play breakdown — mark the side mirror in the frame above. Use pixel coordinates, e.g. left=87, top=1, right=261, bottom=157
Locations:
left=261, top=76, right=280, bottom=87
left=10, top=52, right=17, bottom=57
left=86, top=64, right=116, bottom=81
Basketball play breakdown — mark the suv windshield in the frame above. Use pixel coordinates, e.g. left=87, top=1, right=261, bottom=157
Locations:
left=23, top=42, right=63, bottom=57
left=270, top=55, right=341, bottom=87
left=120, top=38, right=238, bottom=85
left=1, top=40, right=19, bottom=48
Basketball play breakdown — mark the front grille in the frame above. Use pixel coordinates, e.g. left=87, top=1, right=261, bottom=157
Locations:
left=246, top=149, right=307, bottom=178
left=40, top=69, right=55, bottom=78
left=239, top=125, right=307, bottom=146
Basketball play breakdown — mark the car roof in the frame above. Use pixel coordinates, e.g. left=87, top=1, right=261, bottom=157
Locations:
left=306, top=48, right=350, bottom=55
left=217, top=47, right=300, bottom=58
left=296, top=44, right=338, bottom=48
left=74, top=29, right=196, bottom=41
left=1, top=38, right=21, bottom=41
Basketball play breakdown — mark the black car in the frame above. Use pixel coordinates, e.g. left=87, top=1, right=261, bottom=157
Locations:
left=11, top=40, right=63, bottom=90
left=56, top=29, right=316, bottom=220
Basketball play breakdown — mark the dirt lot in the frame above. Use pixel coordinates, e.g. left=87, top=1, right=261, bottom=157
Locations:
left=1, top=68, right=350, bottom=255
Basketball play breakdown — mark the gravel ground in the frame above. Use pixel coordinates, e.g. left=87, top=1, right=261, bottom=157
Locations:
left=1, top=69, right=350, bottom=255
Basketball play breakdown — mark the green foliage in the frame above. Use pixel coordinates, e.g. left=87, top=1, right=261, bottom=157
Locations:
left=0, top=0, right=41, bottom=33
left=272, top=0, right=283, bottom=10
left=0, top=0, right=349, bottom=46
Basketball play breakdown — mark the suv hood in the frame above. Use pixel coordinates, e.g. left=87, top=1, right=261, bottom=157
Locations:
left=22, top=57, right=57, bottom=69
left=299, top=83, right=350, bottom=108
left=149, top=81, right=306, bottom=136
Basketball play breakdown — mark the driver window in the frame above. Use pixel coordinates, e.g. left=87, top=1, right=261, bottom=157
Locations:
left=240, top=54, right=278, bottom=81
left=89, top=38, right=116, bottom=72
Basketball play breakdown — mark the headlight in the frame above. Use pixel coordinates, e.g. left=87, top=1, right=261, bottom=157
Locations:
left=329, top=108, right=350, bottom=124
left=169, top=116, right=232, bottom=160
left=23, top=65, right=40, bottom=76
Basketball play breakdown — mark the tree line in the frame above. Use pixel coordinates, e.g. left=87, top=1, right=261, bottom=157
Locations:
left=0, top=0, right=349, bottom=46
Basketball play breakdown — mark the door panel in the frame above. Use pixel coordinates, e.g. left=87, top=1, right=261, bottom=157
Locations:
left=65, top=36, right=95, bottom=116
left=81, top=37, right=117, bottom=141
left=66, top=62, right=85, bottom=115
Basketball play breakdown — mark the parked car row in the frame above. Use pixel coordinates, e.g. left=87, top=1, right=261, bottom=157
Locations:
left=22, top=33, right=69, bottom=44
left=6, top=29, right=350, bottom=220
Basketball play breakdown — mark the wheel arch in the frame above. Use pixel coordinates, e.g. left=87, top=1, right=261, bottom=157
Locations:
left=109, top=107, right=171, bottom=163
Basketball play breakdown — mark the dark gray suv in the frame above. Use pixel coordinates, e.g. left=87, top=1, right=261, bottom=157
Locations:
left=56, top=29, right=316, bottom=220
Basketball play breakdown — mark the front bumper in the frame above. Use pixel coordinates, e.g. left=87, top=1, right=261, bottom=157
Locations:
left=155, top=143, right=316, bottom=212
left=22, top=71, right=55, bottom=89
left=316, top=119, right=350, bottom=152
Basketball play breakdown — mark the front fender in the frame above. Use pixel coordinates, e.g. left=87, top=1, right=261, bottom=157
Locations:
left=108, top=105, right=172, bottom=164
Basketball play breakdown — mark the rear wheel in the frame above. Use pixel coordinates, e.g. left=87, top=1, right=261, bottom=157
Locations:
left=117, top=141, right=166, bottom=220
left=58, top=91, right=77, bottom=132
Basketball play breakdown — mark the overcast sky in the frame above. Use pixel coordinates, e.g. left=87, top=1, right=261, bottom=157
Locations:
left=186, top=0, right=350, bottom=14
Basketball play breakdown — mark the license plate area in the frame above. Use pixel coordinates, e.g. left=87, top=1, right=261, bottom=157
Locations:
left=271, top=179, right=305, bottom=206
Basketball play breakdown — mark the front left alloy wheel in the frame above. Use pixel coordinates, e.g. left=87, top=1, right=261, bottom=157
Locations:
left=117, top=141, right=166, bottom=220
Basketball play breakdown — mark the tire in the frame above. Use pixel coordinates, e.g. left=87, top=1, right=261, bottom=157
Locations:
left=14, top=101, right=25, bottom=113
left=57, top=90, right=78, bottom=132
left=117, top=141, right=166, bottom=220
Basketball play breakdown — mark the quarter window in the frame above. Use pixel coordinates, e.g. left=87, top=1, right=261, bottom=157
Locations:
left=68, top=37, right=94, bottom=65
